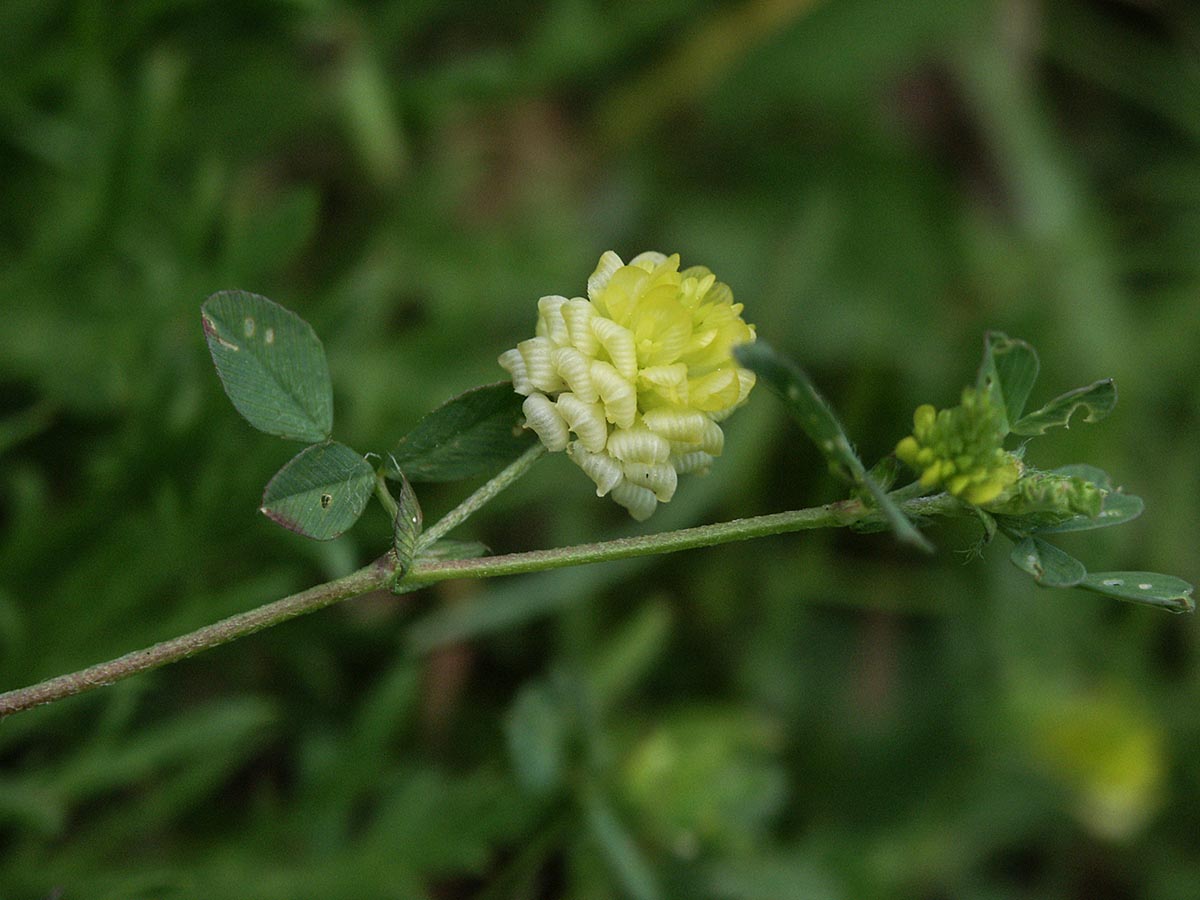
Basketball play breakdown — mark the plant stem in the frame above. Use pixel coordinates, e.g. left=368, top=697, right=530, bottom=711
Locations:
left=0, top=558, right=393, bottom=720
left=400, top=493, right=960, bottom=588
left=0, top=492, right=962, bottom=720
left=374, top=471, right=400, bottom=521
left=416, top=444, right=547, bottom=551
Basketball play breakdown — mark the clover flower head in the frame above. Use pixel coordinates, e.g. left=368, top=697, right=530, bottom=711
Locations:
left=499, top=251, right=756, bottom=520
left=895, top=386, right=1020, bottom=506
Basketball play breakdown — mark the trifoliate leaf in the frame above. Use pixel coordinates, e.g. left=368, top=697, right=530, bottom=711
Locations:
left=261, top=442, right=374, bottom=540
left=201, top=291, right=333, bottom=442
left=1012, top=379, right=1117, bottom=436
left=388, top=382, right=534, bottom=482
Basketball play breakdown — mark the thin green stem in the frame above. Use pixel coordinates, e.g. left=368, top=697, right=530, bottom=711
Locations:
left=399, top=493, right=962, bottom=588
left=416, top=444, right=547, bottom=551
left=0, top=491, right=964, bottom=720
left=374, top=471, right=400, bottom=521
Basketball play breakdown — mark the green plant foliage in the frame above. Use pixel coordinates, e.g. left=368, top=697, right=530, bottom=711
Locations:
left=1010, top=536, right=1086, bottom=587
left=505, top=681, right=568, bottom=795
left=3, top=1, right=1198, bottom=898
left=391, top=471, right=423, bottom=575
left=1080, top=572, right=1195, bottom=614
left=201, top=291, right=333, bottom=443
left=1011, top=378, right=1118, bottom=436
left=260, top=442, right=374, bottom=540
left=736, top=341, right=932, bottom=552
left=414, top=539, right=490, bottom=562
left=1030, top=491, right=1144, bottom=534
left=387, top=382, right=535, bottom=482
left=976, top=331, right=1040, bottom=431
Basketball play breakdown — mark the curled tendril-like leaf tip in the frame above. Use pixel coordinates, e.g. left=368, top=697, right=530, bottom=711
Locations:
left=499, top=251, right=756, bottom=520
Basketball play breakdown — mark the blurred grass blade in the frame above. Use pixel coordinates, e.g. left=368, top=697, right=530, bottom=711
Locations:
left=736, top=341, right=932, bottom=552
left=1031, top=491, right=1143, bottom=534
left=201, top=291, right=334, bottom=442
left=976, top=331, right=1040, bottom=431
left=388, top=382, right=535, bottom=482
left=505, top=682, right=567, bottom=795
left=392, top=471, right=423, bottom=574
left=261, top=442, right=374, bottom=540
left=1012, top=379, right=1117, bottom=436
left=1010, top=536, right=1086, bottom=587
left=1080, top=572, right=1195, bottom=614
left=583, top=786, right=662, bottom=900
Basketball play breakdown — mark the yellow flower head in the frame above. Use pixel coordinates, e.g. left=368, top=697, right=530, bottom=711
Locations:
left=500, top=251, right=756, bottom=520
left=895, top=387, right=1021, bottom=506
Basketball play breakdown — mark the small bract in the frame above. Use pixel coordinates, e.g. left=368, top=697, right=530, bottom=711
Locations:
left=500, top=251, right=756, bottom=520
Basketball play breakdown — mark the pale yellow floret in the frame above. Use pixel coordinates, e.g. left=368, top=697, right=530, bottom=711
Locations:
left=611, top=480, right=658, bottom=521
left=671, top=451, right=715, bottom=475
left=607, top=425, right=671, bottom=464
left=641, top=406, right=708, bottom=443
left=590, top=360, right=638, bottom=428
left=591, top=317, right=639, bottom=381
left=552, top=347, right=597, bottom=402
left=517, top=337, right=563, bottom=393
left=556, top=393, right=608, bottom=453
left=622, top=461, right=678, bottom=502
left=522, top=393, right=568, bottom=451
left=536, top=295, right=569, bottom=345
left=498, top=348, right=533, bottom=395
left=698, top=418, right=725, bottom=456
left=562, top=299, right=600, bottom=356
left=567, top=442, right=624, bottom=496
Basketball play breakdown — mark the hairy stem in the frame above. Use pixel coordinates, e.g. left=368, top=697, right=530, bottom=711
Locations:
left=0, top=492, right=961, bottom=720
left=0, top=559, right=394, bottom=720
left=416, top=443, right=547, bottom=550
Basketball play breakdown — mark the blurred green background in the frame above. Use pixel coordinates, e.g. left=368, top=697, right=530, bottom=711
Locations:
left=2, top=0, right=1198, bottom=897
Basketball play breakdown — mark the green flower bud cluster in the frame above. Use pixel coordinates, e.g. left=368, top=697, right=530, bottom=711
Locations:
left=992, top=470, right=1104, bottom=520
left=895, top=387, right=1021, bottom=506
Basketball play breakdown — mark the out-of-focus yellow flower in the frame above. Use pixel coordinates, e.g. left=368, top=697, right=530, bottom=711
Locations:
left=500, top=251, right=756, bottom=520
left=895, top=387, right=1020, bottom=506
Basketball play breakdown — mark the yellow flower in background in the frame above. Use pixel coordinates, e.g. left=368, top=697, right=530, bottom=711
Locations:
left=500, top=251, right=756, bottom=520
left=895, top=387, right=1021, bottom=506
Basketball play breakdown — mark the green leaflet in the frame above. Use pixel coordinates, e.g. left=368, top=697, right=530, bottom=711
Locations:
left=260, top=442, right=374, bottom=540
left=1009, top=536, right=1087, bottom=587
left=976, top=332, right=1040, bottom=432
left=1012, top=379, right=1117, bottom=436
left=202, top=291, right=333, bottom=443
left=389, top=382, right=535, bottom=482
left=1080, top=572, right=1195, bottom=614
